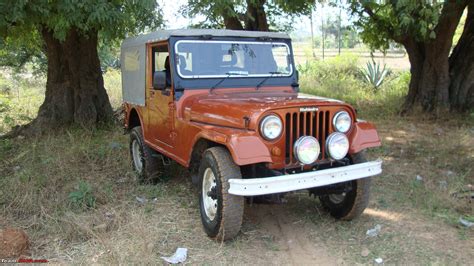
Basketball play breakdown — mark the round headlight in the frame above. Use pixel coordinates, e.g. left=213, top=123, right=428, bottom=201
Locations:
left=294, top=136, right=320, bottom=165
left=326, top=132, right=349, bottom=160
left=260, top=115, right=282, bottom=140
left=333, top=111, right=352, bottom=133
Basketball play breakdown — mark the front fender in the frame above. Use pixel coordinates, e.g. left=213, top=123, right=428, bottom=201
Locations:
left=191, top=123, right=272, bottom=166
left=348, top=121, right=382, bottom=154
left=227, top=135, right=272, bottom=165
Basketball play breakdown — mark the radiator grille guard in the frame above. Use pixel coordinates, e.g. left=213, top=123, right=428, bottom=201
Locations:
left=284, top=110, right=331, bottom=165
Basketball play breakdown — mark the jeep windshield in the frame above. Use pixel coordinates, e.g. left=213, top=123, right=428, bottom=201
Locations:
left=175, top=40, right=293, bottom=78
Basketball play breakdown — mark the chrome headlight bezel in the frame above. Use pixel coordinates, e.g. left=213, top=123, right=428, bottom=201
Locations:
left=260, top=115, right=283, bottom=140
left=294, top=136, right=320, bottom=165
left=332, top=111, right=352, bottom=133
left=326, top=132, right=350, bottom=160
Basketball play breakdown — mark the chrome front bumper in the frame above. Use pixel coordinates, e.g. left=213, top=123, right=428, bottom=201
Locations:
left=228, top=160, right=382, bottom=196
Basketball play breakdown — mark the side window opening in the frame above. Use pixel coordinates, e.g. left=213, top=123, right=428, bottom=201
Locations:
left=152, top=45, right=170, bottom=87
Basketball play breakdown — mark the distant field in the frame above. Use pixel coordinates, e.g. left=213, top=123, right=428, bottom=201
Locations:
left=292, top=42, right=411, bottom=71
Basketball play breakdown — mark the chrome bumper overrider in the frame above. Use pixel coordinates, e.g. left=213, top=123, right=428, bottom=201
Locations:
left=228, top=160, right=382, bottom=196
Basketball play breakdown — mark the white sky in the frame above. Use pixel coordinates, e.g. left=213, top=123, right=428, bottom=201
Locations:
left=159, top=0, right=353, bottom=36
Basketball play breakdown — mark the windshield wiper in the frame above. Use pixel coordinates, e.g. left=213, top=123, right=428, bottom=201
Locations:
left=210, top=71, right=249, bottom=94
left=256, top=71, right=283, bottom=90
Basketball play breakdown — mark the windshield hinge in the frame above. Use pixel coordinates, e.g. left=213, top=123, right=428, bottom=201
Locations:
left=200, top=34, right=213, bottom=40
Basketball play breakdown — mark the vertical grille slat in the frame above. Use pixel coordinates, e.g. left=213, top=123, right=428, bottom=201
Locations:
left=321, top=111, right=326, bottom=159
left=306, top=112, right=311, bottom=136
left=285, top=113, right=291, bottom=164
left=292, top=113, right=297, bottom=163
left=284, top=109, right=332, bottom=166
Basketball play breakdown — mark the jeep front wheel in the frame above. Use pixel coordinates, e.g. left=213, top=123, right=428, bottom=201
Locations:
left=198, top=147, right=244, bottom=241
left=130, top=126, right=163, bottom=183
left=319, top=152, right=371, bottom=220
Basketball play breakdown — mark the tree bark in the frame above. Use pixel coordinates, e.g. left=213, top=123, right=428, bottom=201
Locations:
left=245, top=0, right=269, bottom=31
left=449, top=3, right=474, bottom=111
left=26, top=27, right=113, bottom=134
left=222, top=4, right=244, bottom=30
left=401, top=1, right=467, bottom=114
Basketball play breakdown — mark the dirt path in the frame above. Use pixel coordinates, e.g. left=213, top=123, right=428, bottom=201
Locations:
left=246, top=203, right=339, bottom=265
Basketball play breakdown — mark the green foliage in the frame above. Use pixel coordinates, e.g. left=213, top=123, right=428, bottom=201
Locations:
left=0, top=32, right=46, bottom=74
left=0, top=73, right=45, bottom=132
left=68, top=180, right=96, bottom=209
left=182, top=0, right=316, bottom=30
left=98, top=38, right=121, bottom=71
left=347, top=0, right=445, bottom=51
left=361, top=58, right=389, bottom=91
left=298, top=54, right=409, bottom=118
left=0, top=0, right=163, bottom=73
left=103, top=68, right=122, bottom=109
left=298, top=54, right=361, bottom=78
left=0, top=1, right=162, bottom=41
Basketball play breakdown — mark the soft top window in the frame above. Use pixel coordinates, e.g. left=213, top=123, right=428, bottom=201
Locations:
left=175, top=40, right=293, bottom=78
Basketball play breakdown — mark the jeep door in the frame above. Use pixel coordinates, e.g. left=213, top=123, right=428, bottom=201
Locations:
left=146, top=43, right=174, bottom=148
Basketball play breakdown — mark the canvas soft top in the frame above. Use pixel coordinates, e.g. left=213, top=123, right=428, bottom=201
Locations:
left=121, top=29, right=291, bottom=48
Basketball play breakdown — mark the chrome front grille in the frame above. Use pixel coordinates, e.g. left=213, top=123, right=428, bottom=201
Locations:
left=285, top=110, right=331, bottom=165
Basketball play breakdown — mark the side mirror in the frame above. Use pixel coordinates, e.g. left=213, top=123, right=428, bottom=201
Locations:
left=153, top=71, right=166, bottom=90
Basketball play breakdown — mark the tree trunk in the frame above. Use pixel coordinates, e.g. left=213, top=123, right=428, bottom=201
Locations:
left=245, top=0, right=269, bottom=31
left=222, top=4, right=244, bottom=30
left=449, top=3, right=474, bottom=111
left=403, top=40, right=452, bottom=113
left=401, top=2, right=466, bottom=114
left=26, top=27, right=113, bottom=134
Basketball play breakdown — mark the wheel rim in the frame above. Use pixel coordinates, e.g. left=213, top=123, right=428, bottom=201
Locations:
left=328, top=193, right=346, bottom=204
left=202, top=168, right=218, bottom=220
left=131, top=139, right=143, bottom=173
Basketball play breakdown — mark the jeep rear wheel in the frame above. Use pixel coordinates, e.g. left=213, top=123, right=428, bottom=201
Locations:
left=198, top=147, right=244, bottom=241
left=129, top=126, right=163, bottom=183
left=319, top=152, right=371, bottom=220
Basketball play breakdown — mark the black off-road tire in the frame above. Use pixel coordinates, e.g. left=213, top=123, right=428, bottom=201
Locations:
left=319, top=152, right=371, bottom=220
left=198, top=147, right=244, bottom=241
left=129, top=126, right=163, bottom=183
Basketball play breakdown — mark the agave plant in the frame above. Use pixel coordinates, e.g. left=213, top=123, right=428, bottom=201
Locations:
left=361, top=59, right=389, bottom=91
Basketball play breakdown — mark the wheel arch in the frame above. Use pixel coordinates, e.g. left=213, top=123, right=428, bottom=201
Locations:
left=189, top=137, right=225, bottom=175
left=127, top=108, right=143, bottom=130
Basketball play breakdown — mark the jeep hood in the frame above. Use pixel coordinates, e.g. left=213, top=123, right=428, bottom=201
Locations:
left=185, top=89, right=345, bottom=130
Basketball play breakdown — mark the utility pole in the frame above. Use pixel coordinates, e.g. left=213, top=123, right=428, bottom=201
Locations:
left=321, top=3, right=325, bottom=60
left=310, top=10, right=315, bottom=58
left=338, top=4, right=342, bottom=55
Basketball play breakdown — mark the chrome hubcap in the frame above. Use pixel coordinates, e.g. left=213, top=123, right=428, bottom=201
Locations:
left=132, top=139, right=143, bottom=173
left=328, top=193, right=346, bottom=204
left=202, top=168, right=218, bottom=220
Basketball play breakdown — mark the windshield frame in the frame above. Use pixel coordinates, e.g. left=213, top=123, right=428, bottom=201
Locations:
left=174, top=40, right=293, bottom=79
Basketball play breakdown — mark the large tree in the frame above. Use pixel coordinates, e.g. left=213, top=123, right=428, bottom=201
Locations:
left=349, top=0, right=473, bottom=113
left=0, top=1, right=162, bottom=134
left=183, top=0, right=315, bottom=31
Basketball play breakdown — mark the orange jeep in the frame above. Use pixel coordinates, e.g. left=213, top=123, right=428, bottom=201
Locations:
left=121, top=29, right=382, bottom=241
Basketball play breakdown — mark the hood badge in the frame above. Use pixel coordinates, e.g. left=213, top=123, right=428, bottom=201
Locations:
left=300, top=107, right=319, bottom=112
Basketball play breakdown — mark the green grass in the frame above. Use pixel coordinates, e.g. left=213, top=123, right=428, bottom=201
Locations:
left=0, top=68, right=122, bottom=134
left=0, top=73, right=45, bottom=133
left=298, top=54, right=409, bottom=119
